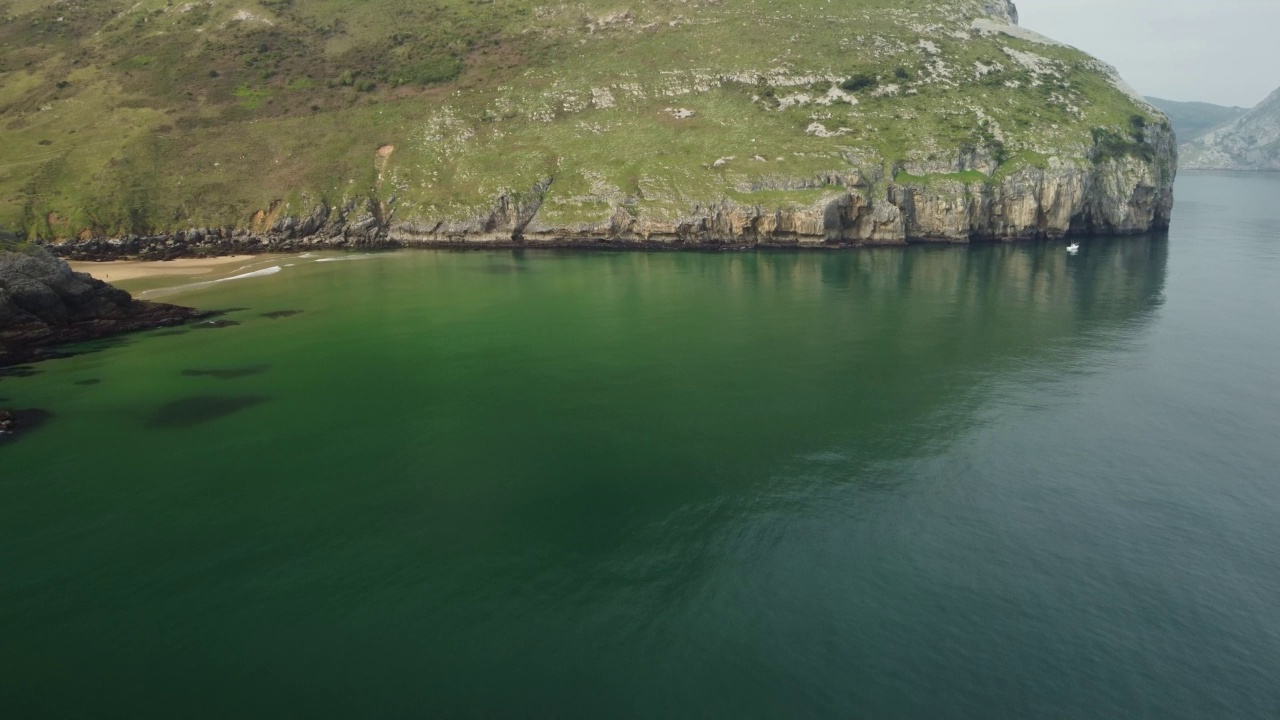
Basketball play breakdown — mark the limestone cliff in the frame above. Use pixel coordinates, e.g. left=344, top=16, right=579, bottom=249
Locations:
left=3, top=0, right=1173, bottom=254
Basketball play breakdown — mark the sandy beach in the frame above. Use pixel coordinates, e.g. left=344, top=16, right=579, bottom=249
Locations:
left=69, top=256, right=263, bottom=283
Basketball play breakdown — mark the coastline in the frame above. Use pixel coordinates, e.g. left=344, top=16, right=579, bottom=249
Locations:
left=41, top=227, right=1170, bottom=263
left=68, top=255, right=261, bottom=283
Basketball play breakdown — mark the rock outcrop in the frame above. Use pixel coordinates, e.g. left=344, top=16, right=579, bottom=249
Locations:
left=1181, top=86, right=1280, bottom=171
left=0, top=242, right=206, bottom=367
left=45, top=121, right=1174, bottom=259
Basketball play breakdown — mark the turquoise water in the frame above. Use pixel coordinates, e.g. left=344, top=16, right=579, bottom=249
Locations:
left=2, top=173, right=1279, bottom=717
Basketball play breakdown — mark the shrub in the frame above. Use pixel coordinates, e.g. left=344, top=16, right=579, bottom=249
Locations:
left=840, top=73, right=877, bottom=92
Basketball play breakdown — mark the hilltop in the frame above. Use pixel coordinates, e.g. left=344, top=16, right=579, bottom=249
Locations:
left=1145, top=97, right=1247, bottom=143
left=0, top=0, right=1173, bottom=251
left=1180, top=86, right=1280, bottom=171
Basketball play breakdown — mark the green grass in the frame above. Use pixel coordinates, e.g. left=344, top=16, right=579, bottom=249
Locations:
left=232, top=85, right=273, bottom=110
left=0, top=0, right=1166, bottom=239
left=895, top=171, right=992, bottom=186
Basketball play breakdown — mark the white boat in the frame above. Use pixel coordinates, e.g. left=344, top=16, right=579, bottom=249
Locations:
left=1067, top=243, right=1081, bottom=254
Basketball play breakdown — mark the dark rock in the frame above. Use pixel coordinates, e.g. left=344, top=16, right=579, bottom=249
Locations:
left=261, top=310, right=303, bottom=319
left=1, top=244, right=209, bottom=368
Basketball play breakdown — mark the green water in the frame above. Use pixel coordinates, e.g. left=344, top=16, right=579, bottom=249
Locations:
left=3, top=173, right=1280, bottom=717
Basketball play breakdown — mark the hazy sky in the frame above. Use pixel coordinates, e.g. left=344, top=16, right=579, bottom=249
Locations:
left=1017, top=0, right=1280, bottom=108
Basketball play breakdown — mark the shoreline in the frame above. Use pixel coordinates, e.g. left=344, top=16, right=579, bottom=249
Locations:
left=68, top=255, right=262, bottom=282
left=43, top=228, right=1169, bottom=264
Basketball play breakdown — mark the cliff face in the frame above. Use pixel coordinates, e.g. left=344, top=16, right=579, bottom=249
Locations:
left=4, top=0, right=1173, bottom=254
left=52, top=122, right=1175, bottom=258
left=0, top=244, right=204, bottom=366
left=1180, top=86, right=1280, bottom=171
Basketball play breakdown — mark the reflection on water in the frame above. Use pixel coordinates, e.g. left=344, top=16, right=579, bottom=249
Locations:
left=7, top=222, right=1280, bottom=720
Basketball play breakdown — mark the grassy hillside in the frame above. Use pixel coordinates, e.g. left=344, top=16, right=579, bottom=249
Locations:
left=0, top=0, right=1164, bottom=239
left=1146, top=97, right=1247, bottom=143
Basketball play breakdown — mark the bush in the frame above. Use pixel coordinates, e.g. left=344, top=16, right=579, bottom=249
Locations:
left=840, top=73, right=877, bottom=92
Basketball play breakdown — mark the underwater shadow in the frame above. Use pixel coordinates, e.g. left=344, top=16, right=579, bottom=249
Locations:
left=145, top=395, right=270, bottom=429
left=181, top=365, right=271, bottom=381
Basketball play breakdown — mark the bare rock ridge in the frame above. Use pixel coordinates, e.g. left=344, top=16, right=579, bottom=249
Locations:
left=981, top=0, right=1019, bottom=24
left=0, top=240, right=206, bottom=367
left=1180, top=86, right=1280, bottom=171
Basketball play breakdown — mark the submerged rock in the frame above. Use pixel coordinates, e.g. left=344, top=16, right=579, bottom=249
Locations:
left=188, top=319, right=241, bottom=330
left=0, top=408, right=52, bottom=444
left=181, top=365, right=270, bottom=380
left=145, top=395, right=269, bottom=429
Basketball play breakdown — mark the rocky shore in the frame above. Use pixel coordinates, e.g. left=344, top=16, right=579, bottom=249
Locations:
left=0, top=243, right=208, bottom=368
left=40, top=124, right=1175, bottom=261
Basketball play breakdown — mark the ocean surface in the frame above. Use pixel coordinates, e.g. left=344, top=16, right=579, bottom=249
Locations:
left=3, top=172, right=1279, bottom=718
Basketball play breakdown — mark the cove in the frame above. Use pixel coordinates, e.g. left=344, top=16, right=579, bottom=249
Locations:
left=1, top=173, right=1279, bottom=718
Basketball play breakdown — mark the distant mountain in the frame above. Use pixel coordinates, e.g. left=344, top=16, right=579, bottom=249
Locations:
left=1145, top=97, right=1246, bottom=143
left=1180, top=87, right=1280, bottom=171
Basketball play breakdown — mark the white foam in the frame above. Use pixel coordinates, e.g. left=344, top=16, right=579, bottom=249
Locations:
left=139, top=264, right=283, bottom=299
left=315, top=255, right=374, bottom=263
left=215, top=266, right=282, bottom=282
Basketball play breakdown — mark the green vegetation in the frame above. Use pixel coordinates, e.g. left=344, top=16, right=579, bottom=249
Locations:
left=232, top=85, right=273, bottom=110
left=0, top=0, right=1164, bottom=239
left=894, top=170, right=991, bottom=186
left=1091, top=116, right=1157, bottom=164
